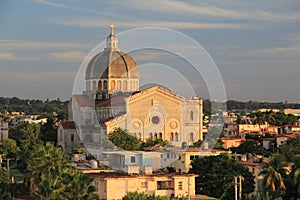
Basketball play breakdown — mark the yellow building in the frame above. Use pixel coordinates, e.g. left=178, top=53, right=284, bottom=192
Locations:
left=58, top=24, right=203, bottom=151
left=92, top=172, right=197, bottom=200
left=163, top=147, right=231, bottom=173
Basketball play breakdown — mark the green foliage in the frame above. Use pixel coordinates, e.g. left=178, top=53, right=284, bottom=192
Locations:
left=260, top=154, right=287, bottom=198
left=23, top=142, right=98, bottom=199
left=0, top=138, right=20, bottom=158
left=278, top=136, right=300, bottom=162
left=230, top=139, right=271, bottom=157
left=192, top=140, right=203, bottom=147
left=0, top=97, right=68, bottom=119
left=122, top=191, right=185, bottom=200
left=0, top=166, right=10, bottom=200
left=189, top=154, right=255, bottom=200
left=141, top=138, right=168, bottom=149
left=108, top=128, right=140, bottom=151
left=122, top=191, right=148, bottom=200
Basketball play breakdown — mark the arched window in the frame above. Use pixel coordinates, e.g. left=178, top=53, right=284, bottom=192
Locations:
left=159, top=132, right=162, bottom=139
left=149, top=133, right=153, bottom=140
left=92, top=81, right=97, bottom=90
left=123, top=80, right=127, bottom=91
left=170, top=132, right=174, bottom=141
left=190, top=111, right=194, bottom=121
left=98, top=80, right=102, bottom=91
left=190, top=132, right=194, bottom=142
left=175, top=132, right=179, bottom=142
left=117, top=80, right=121, bottom=90
left=130, top=80, right=133, bottom=90
left=111, top=80, right=115, bottom=91
left=86, top=81, right=91, bottom=91
left=71, top=134, right=74, bottom=142
left=103, top=80, right=108, bottom=90
left=138, top=133, right=141, bottom=141
left=154, top=133, right=158, bottom=140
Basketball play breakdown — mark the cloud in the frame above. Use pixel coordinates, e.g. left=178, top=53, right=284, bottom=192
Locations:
left=55, top=18, right=252, bottom=30
left=283, top=33, right=300, bottom=41
left=34, top=0, right=76, bottom=9
left=49, top=51, right=87, bottom=62
left=112, top=0, right=300, bottom=23
left=0, top=52, right=41, bottom=61
left=0, top=53, right=16, bottom=61
left=0, top=40, right=91, bottom=51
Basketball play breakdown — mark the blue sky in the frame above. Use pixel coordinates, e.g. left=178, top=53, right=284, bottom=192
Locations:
left=0, top=0, right=299, bottom=102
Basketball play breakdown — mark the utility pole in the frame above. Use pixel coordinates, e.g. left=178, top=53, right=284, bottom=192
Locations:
left=234, top=175, right=243, bottom=200
left=239, top=175, right=243, bottom=200
left=234, top=176, right=238, bottom=200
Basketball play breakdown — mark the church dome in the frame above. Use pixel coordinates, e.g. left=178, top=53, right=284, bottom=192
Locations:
left=85, top=23, right=139, bottom=80
left=86, top=50, right=139, bottom=79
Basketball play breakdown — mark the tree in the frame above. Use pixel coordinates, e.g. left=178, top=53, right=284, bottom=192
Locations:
left=189, top=154, right=255, bottom=199
left=62, top=172, right=99, bottom=200
left=278, top=136, right=300, bottom=162
left=0, top=166, right=10, bottom=200
left=260, top=154, right=287, bottom=198
left=0, top=138, right=20, bottom=158
left=108, top=128, right=140, bottom=151
left=230, top=139, right=271, bottom=157
left=140, top=139, right=168, bottom=149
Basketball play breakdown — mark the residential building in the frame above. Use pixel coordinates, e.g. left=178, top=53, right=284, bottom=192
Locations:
left=91, top=172, right=197, bottom=200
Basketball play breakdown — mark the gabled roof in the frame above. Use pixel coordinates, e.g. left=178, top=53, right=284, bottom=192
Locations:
left=60, top=121, right=75, bottom=129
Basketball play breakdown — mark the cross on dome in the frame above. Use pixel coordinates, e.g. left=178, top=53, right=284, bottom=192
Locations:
left=109, top=23, right=115, bottom=35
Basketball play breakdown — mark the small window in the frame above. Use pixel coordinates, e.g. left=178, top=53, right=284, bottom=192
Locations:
left=151, top=99, right=154, bottom=106
left=131, top=156, right=136, bottom=163
left=190, top=111, right=194, bottom=121
left=141, top=181, right=147, bottom=189
left=71, top=134, right=74, bottom=142
left=178, top=181, right=183, bottom=190
left=190, top=155, right=195, bottom=160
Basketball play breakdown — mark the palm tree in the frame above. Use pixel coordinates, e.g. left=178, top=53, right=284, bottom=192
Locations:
left=260, top=154, right=287, bottom=197
left=63, top=172, right=99, bottom=200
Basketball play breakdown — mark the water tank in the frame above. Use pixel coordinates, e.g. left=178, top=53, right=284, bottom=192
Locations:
left=90, top=160, right=98, bottom=169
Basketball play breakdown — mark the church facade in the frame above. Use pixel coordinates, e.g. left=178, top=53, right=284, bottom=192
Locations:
left=57, top=24, right=203, bottom=151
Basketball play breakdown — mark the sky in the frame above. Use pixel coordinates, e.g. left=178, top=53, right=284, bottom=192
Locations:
left=0, top=0, right=300, bottom=102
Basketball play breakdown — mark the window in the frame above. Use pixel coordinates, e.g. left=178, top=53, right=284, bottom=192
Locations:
left=131, top=156, right=136, bottom=163
left=71, top=134, right=74, bottom=142
left=159, top=132, right=162, bottom=139
left=190, top=132, right=194, bottom=142
left=178, top=181, right=183, bottom=190
left=190, top=111, right=194, bottom=121
left=111, top=80, right=115, bottom=90
left=123, top=80, right=127, bottom=91
left=190, top=155, right=195, bottom=160
left=98, top=80, right=102, bottom=90
left=151, top=99, right=153, bottom=106
left=117, top=80, right=121, bottom=90
left=103, top=80, right=108, bottom=90
left=141, top=181, right=147, bottom=189
left=150, top=133, right=153, bottom=140
left=170, top=132, right=174, bottom=141
left=175, top=132, right=179, bottom=142
left=157, top=181, right=174, bottom=190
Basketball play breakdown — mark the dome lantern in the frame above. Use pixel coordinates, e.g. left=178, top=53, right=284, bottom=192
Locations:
left=84, top=24, right=140, bottom=100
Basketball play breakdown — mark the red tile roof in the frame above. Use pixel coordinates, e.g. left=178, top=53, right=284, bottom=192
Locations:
left=60, top=121, right=75, bottom=129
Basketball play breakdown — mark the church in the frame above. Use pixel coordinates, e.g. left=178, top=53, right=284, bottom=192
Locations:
left=57, top=24, right=203, bottom=152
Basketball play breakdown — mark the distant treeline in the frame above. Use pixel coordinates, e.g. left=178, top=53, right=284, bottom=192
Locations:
left=203, top=99, right=300, bottom=115
left=1, top=97, right=299, bottom=119
left=0, top=97, right=68, bottom=119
